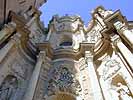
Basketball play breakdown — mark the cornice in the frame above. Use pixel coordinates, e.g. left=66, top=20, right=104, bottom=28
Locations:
left=51, top=15, right=83, bottom=23
left=37, top=42, right=53, bottom=59
left=37, top=42, right=94, bottom=61
left=49, top=15, right=84, bottom=33
left=128, top=21, right=133, bottom=29
left=8, top=11, right=26, bottom=28
left=101, top=10, right=128, bottom=35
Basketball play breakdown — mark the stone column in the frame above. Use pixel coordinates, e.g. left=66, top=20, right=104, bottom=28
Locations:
left=24, top=51, right=46, bottom=100
left=111, top=35, right=133, bottom=70
left=85, top=51, right=103, bottom=100
left=114, top=21, right=133, bottom=49
left=0, top=33, right=21, bottom=63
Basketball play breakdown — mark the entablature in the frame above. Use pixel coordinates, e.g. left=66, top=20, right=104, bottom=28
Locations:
left=37, top=42, right=94, bottom=61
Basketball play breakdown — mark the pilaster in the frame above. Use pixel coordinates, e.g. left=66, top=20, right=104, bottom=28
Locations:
left=114, top=21, right=133, bottom=50
left=85, top=51, right=103, bottom=100
left=24, top=51, right=46, bottom=100
left=111, top=35, right=133, bottom=71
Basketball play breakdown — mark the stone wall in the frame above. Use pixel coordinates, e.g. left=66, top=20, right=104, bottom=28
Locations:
left=0, top=0, right=46, bottom=27
left=0, top=41, right=35, bottom=100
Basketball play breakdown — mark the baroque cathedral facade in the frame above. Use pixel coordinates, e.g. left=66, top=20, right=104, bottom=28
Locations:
left=0, top=0, right=133, bottom=100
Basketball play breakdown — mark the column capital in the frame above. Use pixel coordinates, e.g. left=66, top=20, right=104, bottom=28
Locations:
left=3, top=22, right=16, bottom=32
left=37, top=51, right=46, bottom=61
left=114, top=21, right=133, bottom=50
left=11, top=33, right=21, bottom=43
left=85, top=51, right=93, bottom=62
left=111, top=35, right=121, bottom=45
left=114, top=21, right=128, bottom=33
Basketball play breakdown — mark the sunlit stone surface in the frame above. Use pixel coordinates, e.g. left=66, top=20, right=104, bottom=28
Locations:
left=0, top=2, right=133, bottom=100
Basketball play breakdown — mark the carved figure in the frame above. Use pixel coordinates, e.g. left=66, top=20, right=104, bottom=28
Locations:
left=97, top=7, right=113, bottom=18
left=93, top=7, right=113, bottom=28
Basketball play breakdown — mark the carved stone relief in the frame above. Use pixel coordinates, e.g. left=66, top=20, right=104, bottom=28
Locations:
left=86, top=23, right=102, bottom=43
left=109, top=75, right=133, bottom=100
left=29, top=28, right=45, bottom=44
left=98, top=59, right=121, bottom=81
left=9, top=50, right=33, bottom=80
left=44, top=64, right=81, bottom=98
left=110, top=83, right=133, bottom=100
left=52, top=15, right=83, bottom=32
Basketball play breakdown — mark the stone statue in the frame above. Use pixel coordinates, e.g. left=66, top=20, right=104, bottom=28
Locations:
left=93, top=7, right=113, bottom=28
left=116, top=83, right=133, bottom=100
left=97, top=7, right=113, bottom=19
left=94, top=13, right=106, bottom=28
left=0, top=77, right=17, bottom=100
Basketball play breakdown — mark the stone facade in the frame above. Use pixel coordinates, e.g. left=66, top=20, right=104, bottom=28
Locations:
left=0, top=0, right=46, bottom=27
left=0, top=3, right=133, bottom=100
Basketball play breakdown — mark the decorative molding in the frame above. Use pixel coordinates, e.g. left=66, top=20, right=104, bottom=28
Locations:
left=111, top=35, right=121, bottom=46
left=50, top=15, right=84, bottom=33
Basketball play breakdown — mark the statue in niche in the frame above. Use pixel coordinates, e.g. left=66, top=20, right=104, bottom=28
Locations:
left=0, top=76, right=18, bottom=100
left=110, top=83, right=133, bottom=100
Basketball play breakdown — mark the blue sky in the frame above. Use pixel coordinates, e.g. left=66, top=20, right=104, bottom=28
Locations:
left=39, top=0, right=133, bottom=27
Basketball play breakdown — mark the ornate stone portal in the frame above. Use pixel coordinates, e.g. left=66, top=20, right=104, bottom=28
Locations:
left=0, top=3, right=133, bottom=100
